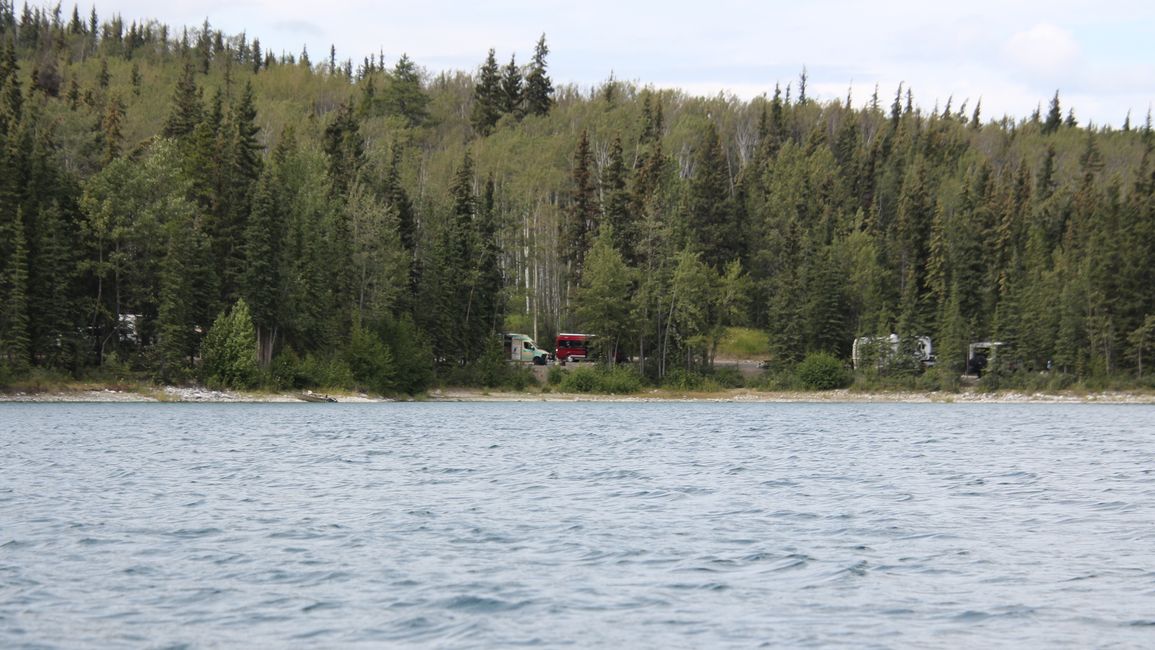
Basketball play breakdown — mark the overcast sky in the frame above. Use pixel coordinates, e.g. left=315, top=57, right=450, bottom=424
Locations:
left=94, top=0, right=1153, bottom=127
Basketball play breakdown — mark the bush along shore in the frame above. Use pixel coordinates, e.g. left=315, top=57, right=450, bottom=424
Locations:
left=4, top=356, right=1154, bottom=403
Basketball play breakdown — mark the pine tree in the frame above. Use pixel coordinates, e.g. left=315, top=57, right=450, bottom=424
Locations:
left=0, top=207, right=30, bottom=374
left=162, top=62, right=202, bottom=139
left=26, top=203, right=77, bottom=369
left=471, top=48, right=502, bottom=136
left=242, top=169, right=282, bottom=367
left=216, top=80, right=262, bottom=302
left=100, top=93, right=125, bottom=166
left=500, top=53, right=522, bottom=118
left=322, top=101, right=363, bottom=197
left=384, top=53, right=429, bottom=127
left=156, top=212, right=204, bottom=381
left=602, top=134, right=635, bottom=262
left=687, top=122, right=736, bottom=268
left=474, top=175, right=506, bottom=337
left=523, top=34, right=553, bottom=117
left=1043, top=90, right=1062, bottom=135
left=562, top=129, right=598, bottom=284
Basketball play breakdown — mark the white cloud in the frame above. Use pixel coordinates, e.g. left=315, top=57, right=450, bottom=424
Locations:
left=1002, top=24, right=1081, bottom=78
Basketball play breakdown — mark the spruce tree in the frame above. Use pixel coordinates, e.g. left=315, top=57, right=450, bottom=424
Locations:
left=471, top=49, right=502, bottom=136
left=242, top=169, right=282, bottom=367
left=602, top=134, right=635, bottom=262
left=322, top=101, right=363, bottom=197
left=687, top=122, right=736, bottom=268
left=162, top=62, right=202, bottom=139
left=500, top=53, right=522, bottom=118
left=523, top=34, right=553, bottom=116
left=384, top=54, right=429, bottom=127
left=99, top=93, right=125, bottom=166
left=562, top=129, right=598, bottom=284
left=1043, top=90, right=1062, bottom=135
left=0, top=207, right=30, bottom=374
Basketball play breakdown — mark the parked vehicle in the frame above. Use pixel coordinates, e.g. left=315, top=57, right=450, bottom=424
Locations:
left=966, top=341, right=1008, bottom=377
left=502, top=333, right=550, bottom=365
left=852, top=334, right=936, bottom=370
left=555, top=333, right=592, bottom=364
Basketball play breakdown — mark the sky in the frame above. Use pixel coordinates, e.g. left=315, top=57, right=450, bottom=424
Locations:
left=90, top=0, right=1154, bottom=127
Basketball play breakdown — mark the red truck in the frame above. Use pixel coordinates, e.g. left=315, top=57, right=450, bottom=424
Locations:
left=555, top=333, right=593, bottom=364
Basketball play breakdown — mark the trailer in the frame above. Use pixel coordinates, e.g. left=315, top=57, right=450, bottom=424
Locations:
left=852, top=334, right=936, bottom=371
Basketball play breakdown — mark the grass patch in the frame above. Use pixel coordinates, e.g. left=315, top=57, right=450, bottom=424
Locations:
left=716, top=327, right=769, bottom=359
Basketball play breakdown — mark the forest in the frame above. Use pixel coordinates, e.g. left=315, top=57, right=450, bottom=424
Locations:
left=2, top=2, right=1155, bottom=395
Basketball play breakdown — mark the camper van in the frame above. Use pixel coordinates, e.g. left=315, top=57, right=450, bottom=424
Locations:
left=502, top=333, right=550, bottom=365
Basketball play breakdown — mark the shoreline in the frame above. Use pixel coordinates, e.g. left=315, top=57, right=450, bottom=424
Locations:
left=2, top=385, right=1154, bottom=404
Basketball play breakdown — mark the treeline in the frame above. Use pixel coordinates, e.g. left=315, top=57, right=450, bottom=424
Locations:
left=1, top=2, right=1154, bottom=394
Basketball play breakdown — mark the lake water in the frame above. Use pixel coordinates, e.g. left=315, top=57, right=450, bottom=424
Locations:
left=2, top=402, right=1155, bottom=648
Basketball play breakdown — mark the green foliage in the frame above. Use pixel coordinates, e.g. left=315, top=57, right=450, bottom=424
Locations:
left=795, top=352, right=852, bottom=390
left=199, top=298, right=259, bottom=389
left=344, top=322, right=396, bottom=395
left=559, top=364, right=643, bottom=394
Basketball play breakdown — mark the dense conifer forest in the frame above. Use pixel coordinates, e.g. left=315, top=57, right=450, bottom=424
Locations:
left=2, top=3, right=1154, bottom=394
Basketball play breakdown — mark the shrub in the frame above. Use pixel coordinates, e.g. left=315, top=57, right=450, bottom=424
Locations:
left=344, top=324, right=397, bottom=395
left=712, top=366, right=746, bottom=388
left=558, top=365, right=642, bottom=394
left=561, top=366, right=599, bottom=393
left=199, top=299, right=259, bottom=389
left=297, top=353, right=355, bottom=390
left=547, top=365, right=564, bottom=386
left=269, top=346, right=306, bottom=389
left=600, top=366, right=642, bottom=393
left=795, top=352, right=851, bottom=390
left=661, top=368, right=703, bottom=391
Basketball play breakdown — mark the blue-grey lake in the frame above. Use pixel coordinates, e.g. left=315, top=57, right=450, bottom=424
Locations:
left=2, top=402, right=1155, bottom=648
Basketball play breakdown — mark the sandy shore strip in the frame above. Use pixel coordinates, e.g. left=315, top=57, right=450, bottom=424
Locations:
left=2, top=386, right=1154, bottom=404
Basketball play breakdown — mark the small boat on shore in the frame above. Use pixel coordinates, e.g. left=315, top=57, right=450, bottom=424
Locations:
left=298, top=392, right=337, bottom=403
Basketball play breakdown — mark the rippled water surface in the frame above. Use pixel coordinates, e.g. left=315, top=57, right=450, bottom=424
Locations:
left=3, top=402, right=1155, bottom=648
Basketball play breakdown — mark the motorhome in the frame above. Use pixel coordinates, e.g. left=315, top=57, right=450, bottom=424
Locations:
left=502, top=333, right=550, bottom=365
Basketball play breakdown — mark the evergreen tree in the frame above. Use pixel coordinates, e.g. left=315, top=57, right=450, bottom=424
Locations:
left=471, top=48, right=502, bottom=136
left=523, top=34, right=553, bottom=116
left=322, top=101, right=363, bottom=197
left=687, top=122, right=736, bottom=268
left=26, top=203, right=77, bottom=369
left=383, top=53, right=429, bottom=127
left=0, top=207, right=30, bottom=374
left=215, top=80, right=263, bottom=302
left=99, top=93, right=125, bottom=166
left=162, top=62, right=202, bottom=139
left=156, top=211, right=208, bottom=381
left=602, top=134, right=635, bottom=262
left=562, top=129, right=598, bottom=284
left=242, top=169, right=282, bottom=367
left=1043, top=90, right=1062, bottom=135
left=500, top=53, right=522, bottom=118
